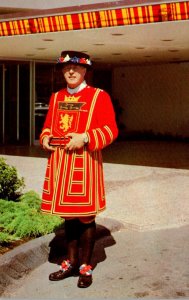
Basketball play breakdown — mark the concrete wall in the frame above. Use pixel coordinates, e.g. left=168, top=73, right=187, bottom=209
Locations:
left=112, top=63, right=189, bottom=139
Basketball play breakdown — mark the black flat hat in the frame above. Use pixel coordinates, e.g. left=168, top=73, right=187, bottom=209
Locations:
left=56, top=50, right=92, bottom=69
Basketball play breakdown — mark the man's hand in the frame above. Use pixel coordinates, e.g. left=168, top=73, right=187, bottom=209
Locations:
left=65, top=133, right=87, bottom=151
left=42, top=135, right=56, bottom=152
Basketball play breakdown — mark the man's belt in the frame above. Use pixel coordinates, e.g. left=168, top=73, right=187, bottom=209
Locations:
left=49, top=137, right=70, bottom=147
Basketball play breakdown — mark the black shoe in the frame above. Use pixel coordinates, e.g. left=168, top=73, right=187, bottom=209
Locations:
left=49, top=266, right=76, bottom=281
left=77, top=274, right=93, bottom=288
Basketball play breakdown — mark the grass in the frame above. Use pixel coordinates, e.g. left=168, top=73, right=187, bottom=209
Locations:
left=0, top=190, right=63, bottom=252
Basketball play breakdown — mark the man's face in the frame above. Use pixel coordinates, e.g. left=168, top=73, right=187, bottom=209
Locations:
left=62, top=64, right=86, bottom=89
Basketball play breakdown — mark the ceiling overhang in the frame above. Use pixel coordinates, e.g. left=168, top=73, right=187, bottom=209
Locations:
left=0, top=1, right=189, bottom=66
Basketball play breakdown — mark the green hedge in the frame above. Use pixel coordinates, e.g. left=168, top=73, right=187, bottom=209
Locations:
left=0, top=190, right=63, bottom=244
left=0, top=157, right=25, bottom=201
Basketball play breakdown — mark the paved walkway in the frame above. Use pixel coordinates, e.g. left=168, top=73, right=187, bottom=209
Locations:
left=1, top=140, right=189, bottom=298
left=2, top=140, right=189, bottom=231
left=2, top=224, right=189, bottom=299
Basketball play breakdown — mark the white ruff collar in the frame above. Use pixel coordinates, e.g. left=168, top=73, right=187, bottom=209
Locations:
left=67, top=81, right=87, bottom=94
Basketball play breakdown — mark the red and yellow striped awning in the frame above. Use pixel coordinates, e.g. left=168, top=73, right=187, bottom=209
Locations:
left=0, top=1, right=189, bottom=37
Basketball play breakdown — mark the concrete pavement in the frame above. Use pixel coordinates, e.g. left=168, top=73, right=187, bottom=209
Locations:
left=1, top=141, right=189, bottom=298
left=2, top=224, right=189, bottom=298
left=2, top=147, right=189, bottom=231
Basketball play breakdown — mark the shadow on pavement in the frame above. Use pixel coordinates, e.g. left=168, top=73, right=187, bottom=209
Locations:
left=48, top=223, right=116, bottom=270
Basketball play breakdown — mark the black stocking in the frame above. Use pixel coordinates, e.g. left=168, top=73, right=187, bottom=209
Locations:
left=64, top=219, right=80, bottom=268
left=79, top=220, right=96, bottom=266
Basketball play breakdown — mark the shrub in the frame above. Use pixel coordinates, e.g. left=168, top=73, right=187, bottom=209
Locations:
left=0, top=232, right=15, bottom=244
left=0, top=191, right=63, bottom=241
left=0, top=157, right=25, bottom=201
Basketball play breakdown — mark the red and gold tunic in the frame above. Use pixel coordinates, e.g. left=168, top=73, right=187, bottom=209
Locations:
left=40, top=85, right=118, bottom=218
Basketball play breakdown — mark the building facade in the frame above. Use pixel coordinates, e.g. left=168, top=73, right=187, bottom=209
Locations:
left=0, top=0, right=189, bottom=145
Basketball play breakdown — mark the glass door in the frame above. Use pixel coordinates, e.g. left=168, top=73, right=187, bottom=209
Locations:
left=19, top=63, right=30, bottom=144
left=0, top=62, right=30, bottom=145
left=0, top=64, right=4, bottom=144
left=4, top=64, right=18, bottom=144
left=34, top=63, right=64, bottom=142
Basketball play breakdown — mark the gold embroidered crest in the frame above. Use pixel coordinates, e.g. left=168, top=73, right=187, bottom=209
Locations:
left=59, top=113, right=73, bottom=132
left=58, top=102, right=85, bottom=111
left=64, top=95, right=81, bottom=102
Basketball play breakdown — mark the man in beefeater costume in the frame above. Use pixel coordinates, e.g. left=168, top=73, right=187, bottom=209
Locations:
left=40, top=50, right=118, bottom=288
